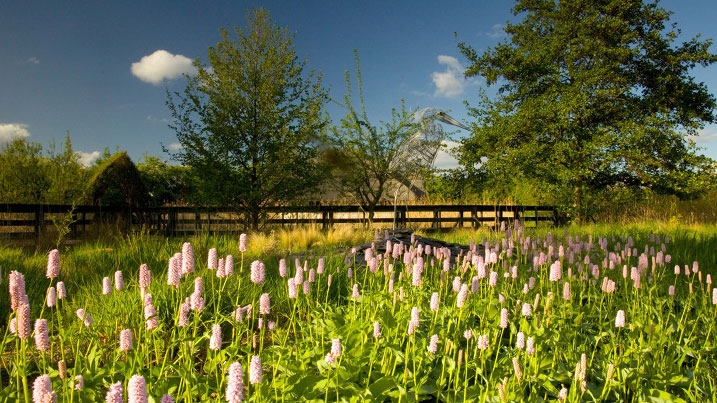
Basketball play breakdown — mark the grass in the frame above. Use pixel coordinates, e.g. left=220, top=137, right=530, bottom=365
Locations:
left=1, top=222, right=716, bottom=402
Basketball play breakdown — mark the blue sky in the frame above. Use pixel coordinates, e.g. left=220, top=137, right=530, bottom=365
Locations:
left=1, top=0, right=716, bottom=169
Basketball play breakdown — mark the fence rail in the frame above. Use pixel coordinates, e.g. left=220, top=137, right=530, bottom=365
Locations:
left=1, top=203, right=557, bottom=240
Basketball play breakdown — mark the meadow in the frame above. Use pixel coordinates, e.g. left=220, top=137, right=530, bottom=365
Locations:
left=1, top=222, right=716, bottom=402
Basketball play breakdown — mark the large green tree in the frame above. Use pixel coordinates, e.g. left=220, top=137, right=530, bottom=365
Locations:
left=329, top=53, right=423, bottom=222
left=457, top=0, right=717, bottom=221
left=167, top=9, right=329, bottom=229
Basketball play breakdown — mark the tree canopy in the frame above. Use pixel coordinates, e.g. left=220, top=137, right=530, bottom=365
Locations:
left=457, top=0, right=717, bottom=221
left=167, top=8, right=329, bottom=229
left=329, top=52, right=424, bottom=221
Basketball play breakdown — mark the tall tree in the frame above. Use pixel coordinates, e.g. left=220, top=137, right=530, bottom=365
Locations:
left=0, top=139, right=49, bottom=203
left=167, top=9, right=329, bottom=229
left=457, top=0, right=717, bottom=221
left=329, top=52, right=424, bottom=223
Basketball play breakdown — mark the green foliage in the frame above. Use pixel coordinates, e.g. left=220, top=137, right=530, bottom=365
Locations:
left=457, top=0, right=717, bottom=222
left=0, top=134, right=88, bottom=204
left=87, top=152, right=149, bottom=207
left=167, top=8, right=330, bottom=229
left=2, top=225, right=717, bottom=401
left=329, top=50, right=424, bottom=220
left=136, top=155, right=192, bottom=206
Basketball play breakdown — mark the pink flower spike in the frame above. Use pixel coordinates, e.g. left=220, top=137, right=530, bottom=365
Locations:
left=34, top=319, right=50, bottom=351
left=259, top=293, right=270, bottom=315
left=105, top=381, right=123, bottom=403
left=250, top=260, right=265, bottom=285
left=120, top=329, right=133, bottom=351
left=615, top=310, right=626, bottom=328
left=209, top=324, right=222, bottom=351
left=114, top=271, right=124, bottom=290
left=226, top=362, right=244, bottom=402
left=128, top=375, right=148, bottom=403
left=46, top=249, right=60, bottom=279
left=33, top=374, right=52, bottom=403
left=249, top=356, right=262, bottom=384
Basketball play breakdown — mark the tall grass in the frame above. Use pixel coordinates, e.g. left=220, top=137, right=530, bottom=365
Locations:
left=1, top=223, right=715, bottom=402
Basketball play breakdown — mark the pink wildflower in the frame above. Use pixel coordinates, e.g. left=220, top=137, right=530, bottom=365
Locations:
left=259, top=293, right=270, bottom=315
left=46, top=287, right=56, bottom=308
left=373, top=322, right=381, bottom=339
left=239, top=234, right=248, bottom=253
left=74, top=375, right=84, bottom=390
left=128, top=375, right=148, bottom=403
left=138, top=263, right=151, bottom=290
left=430, top=292, right=439, bottom=312
left=563, top=281, right=571, bottom=300
left=456, top=284, right=468, bottom=308
left=249, top=356, right=262, bottom=384
left=224, top=255, right=234, bottom=277
left=46, top=249, right=60, bottom=279
left=279, top=259, right=287, bottom=277
left=428, top=334, right=439, bottom=354
left=160, top=395, right=174, bottom=403
left=105, top=381, right=123, bottom=403
left=56, top=281, right=66, bottom=299
left=226, top=362, right=244, bottom=402
left=207, top=248, right=217, bottom=269
left=521, top=302, right=532, bottom=317
left=102, top=277, right=112, bottom=295
left=516, top=332, right=525, bottom=350
left=209, top=324, right=222, bottom=351
left=114, top=271, right=124, bottom=290
left=34, top=319, right=50, bottom=351
left=499, top=308, right=509, bottom=329
left=180, top=242, right=194, bottom=275
left=326, top=339, right=342, bottom=364
left=615, top=310, right=626, bottom=328
left=477, top=334, right=489, bottom=351
left=33, top=374, right=52, bottom=403
left=352, top=283, right=360, bottom=299
left=120, top=329, right=133, bottom=352
left=250, top=260, right=265, bottom=285
left=17, top=303, right=31, bottom=339
left=526, top=337, right=535, bottom=355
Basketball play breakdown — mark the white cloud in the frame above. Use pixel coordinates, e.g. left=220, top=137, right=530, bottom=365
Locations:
left=694, top=124, right=717, bottom=144
left=485, top=24, right=506, bottom=39
left=167, top=143, right=183, bottom=151
left=432, top=55, right=467, bottom=98
left=433, top=140, right=460, bottom=170
left=76, top=151, right=101, bottom=167
left=0, top=123, right=31, bottom=143
left=131, top=50, right=197, bottom=85
left=27, top=57, right=40, bottom=64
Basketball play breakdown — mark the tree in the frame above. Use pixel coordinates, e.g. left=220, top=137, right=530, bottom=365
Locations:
left=45, top=133, right=88, bottom=204
left=136, top=155, right=192, bottom=206
left=167, top=9, right=329, bottom=229
left=329, top=52, right=424, bottom=223
left=457, top=0, right=717, bottom=221
left=0, top=139, right=49, bottom=203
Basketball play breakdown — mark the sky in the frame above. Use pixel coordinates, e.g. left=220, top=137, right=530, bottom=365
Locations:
left=1, top=0, right=716, bottom=169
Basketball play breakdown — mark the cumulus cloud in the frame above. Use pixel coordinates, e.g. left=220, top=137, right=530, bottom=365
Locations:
left=167, top=143, right=183, bottom=151
left=0, top=123, right=31, bottom=143
left=432, top=55, right=467, bottom=98
left=27, top=57, right=40, bottom=64
left=76, top=151, right=101, bottom=167
left=131, top=50, right=197, bottom=85
left=433, top=140, right=460, bottom=170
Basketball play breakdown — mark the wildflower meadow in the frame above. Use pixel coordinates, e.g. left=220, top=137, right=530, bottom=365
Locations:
left=1, top=223, right=716, bottom=402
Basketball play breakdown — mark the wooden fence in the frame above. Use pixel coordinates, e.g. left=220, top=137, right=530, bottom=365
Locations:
left=0, top=203, right=557, bottom=240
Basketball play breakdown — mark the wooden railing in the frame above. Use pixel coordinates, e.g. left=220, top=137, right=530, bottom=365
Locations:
left=0, top=203, right=557, bottom=240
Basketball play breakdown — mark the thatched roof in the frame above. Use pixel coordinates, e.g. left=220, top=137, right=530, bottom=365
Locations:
left=87, top=152, right=150, bottom=207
